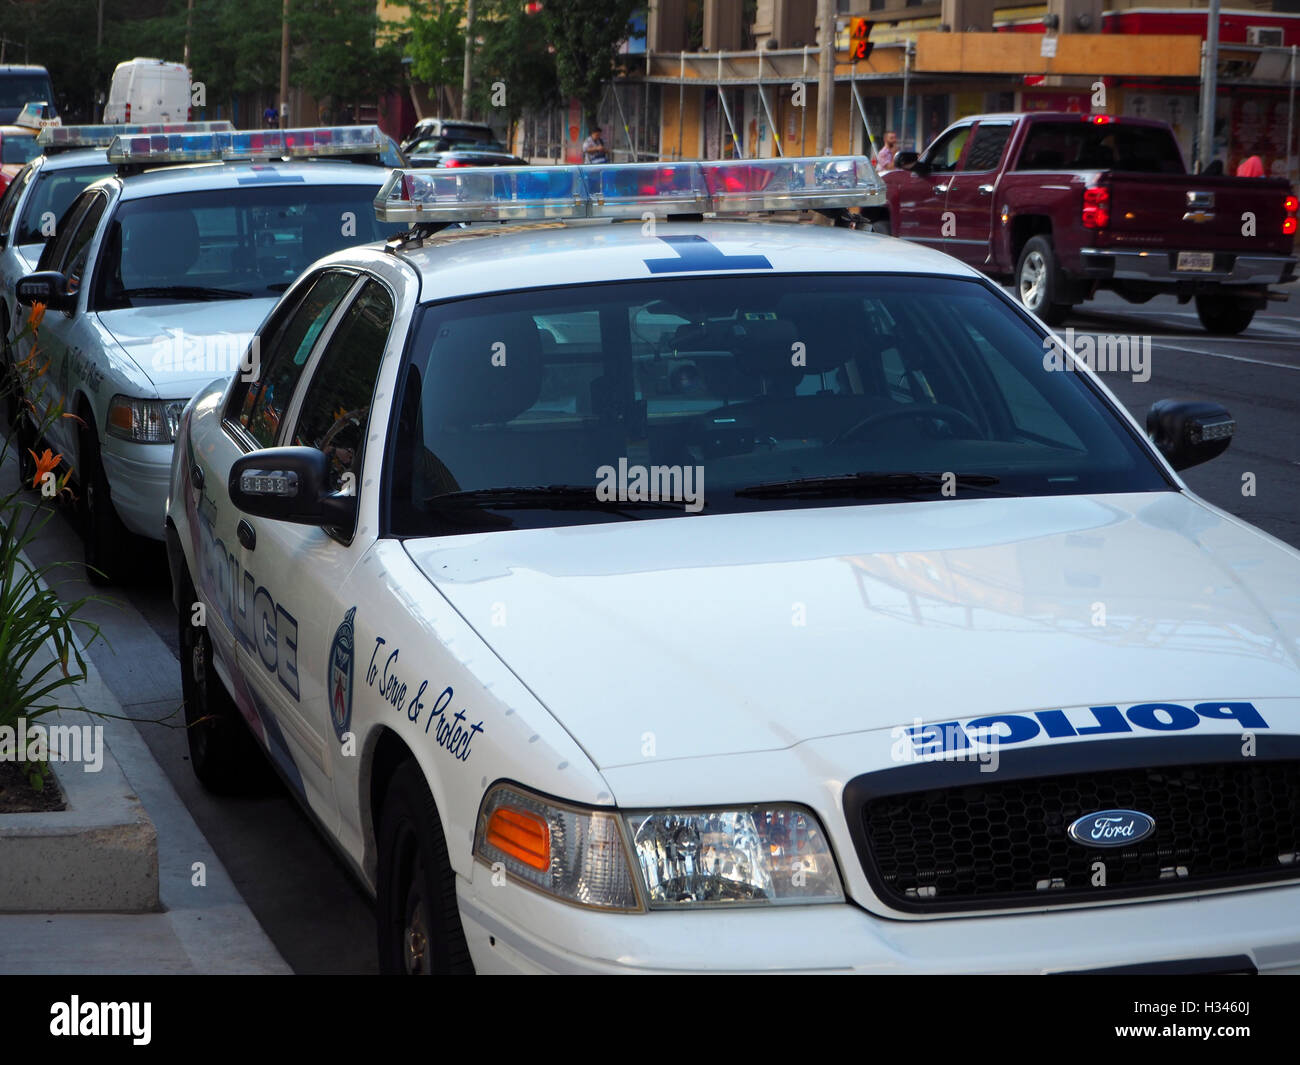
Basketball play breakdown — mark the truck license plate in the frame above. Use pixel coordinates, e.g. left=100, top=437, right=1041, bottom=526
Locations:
left=1177, top=251, right=1214, bottom=272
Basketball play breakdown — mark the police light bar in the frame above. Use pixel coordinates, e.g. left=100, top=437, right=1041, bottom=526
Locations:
left=38, top=121, right=234, bottom=150
left=106, top=125, right=385, bottom=165
left=15, top=102, right=60, bottom=131
left=375, top=156, right=884, bottom=224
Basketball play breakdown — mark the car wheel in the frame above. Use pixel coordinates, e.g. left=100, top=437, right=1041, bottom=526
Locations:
left=1016, top=235, right=1072, bottom=326
left=1195, top=294, right=1256, bottom=336
left=1, top=308, right=19, bottom=429
left=178, top=572, right=266, bottom=794
left=79, top=423, right=133, bottom=585
left=376, top=762, right=474, bottom=975
left=14, top=405, right=38, bottom=488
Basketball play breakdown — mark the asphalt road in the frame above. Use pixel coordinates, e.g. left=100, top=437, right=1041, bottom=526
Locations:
left=7, top=281, right=1299, bottom=975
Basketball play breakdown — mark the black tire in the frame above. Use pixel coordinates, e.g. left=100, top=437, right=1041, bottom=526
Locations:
left=1016, top=235, right=1073, bottom=326
left=14, top=406, right=38, bottom=489
left=178, top=572, right=265, bottom=794
left=376, top=762, right=474, bottom=975
left=1, top=308, right=19, bottom=429
left=79, top=422, right=133, bottom=585
left=870, top=215, right=892, bottom=236
left=1195, top=294, right=1256, bottom=336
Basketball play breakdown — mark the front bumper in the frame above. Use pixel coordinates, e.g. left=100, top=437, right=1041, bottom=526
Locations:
left=459, top=867, right=1300, bottom=975
left=100, top=435, right=173, bottom=541
left=1079, top=247, right=1297, bottom=287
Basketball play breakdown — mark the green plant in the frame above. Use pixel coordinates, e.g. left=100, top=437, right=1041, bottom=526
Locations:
left=0, top=302, right=103, bottom=794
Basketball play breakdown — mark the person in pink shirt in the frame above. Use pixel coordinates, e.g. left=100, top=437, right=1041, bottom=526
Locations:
left=1236, top=145, right=1266, bottom=177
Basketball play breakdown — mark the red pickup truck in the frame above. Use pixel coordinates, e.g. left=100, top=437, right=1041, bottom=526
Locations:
left=868, top=112, right=1298, bottom=333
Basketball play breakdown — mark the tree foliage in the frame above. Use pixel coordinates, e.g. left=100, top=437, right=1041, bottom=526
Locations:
left=467, top=0, right=561, bottom=124
left=406, top=0, right=465, bottom=94
left=538, top=0, right=640, bottom=126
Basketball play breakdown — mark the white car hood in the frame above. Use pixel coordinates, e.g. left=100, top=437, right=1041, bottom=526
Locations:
left=403, top=492, right=1300, bottom=769
left=98, top=299, right=277, bottom=395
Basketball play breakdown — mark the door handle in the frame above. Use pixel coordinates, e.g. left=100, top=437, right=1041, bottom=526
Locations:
left=237, top=519, right=256, bottom=551
left=932, top=184, right=949, bottom=195
left=978, top=183, right=995, bottom=195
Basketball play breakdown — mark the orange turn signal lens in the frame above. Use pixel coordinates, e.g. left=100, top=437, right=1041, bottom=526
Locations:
left=486, top=806, right=550, bottom=871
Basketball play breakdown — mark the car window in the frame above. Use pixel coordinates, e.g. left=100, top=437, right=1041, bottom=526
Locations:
left=36, top=190, right=99, bottom=273
left=961, top=123, right=1012, bottom=172
left=237, top=270, right=357, bottom=447
left=388, top=274, right=1169, bottom=537
left=61, top=192, right=109, bottom=286
left=89, top=183, right=406, bottom=308
left=1, top=133, right=41, bottom=166
left=924, top=127, right=971, bottom=173
left=289, top=278, right=393, bottom=495
left=0, top=161, right=33, bottom=240
left=1015, top=121, right=1186, bottom=173
left=15, top=165, right=113, bottom=246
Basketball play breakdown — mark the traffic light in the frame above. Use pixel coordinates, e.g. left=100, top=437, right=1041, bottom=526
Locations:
left=849, top=17, right=874, bottom=61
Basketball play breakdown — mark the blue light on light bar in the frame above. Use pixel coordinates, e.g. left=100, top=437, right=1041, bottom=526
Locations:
left=38, top=121, right=234, bottom=149
left=107, top=125, right=386, bottom=165
left=374, top=156, right=884, bottom=224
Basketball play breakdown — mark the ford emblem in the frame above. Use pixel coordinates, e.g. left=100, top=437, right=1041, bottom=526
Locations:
left=1067, top=809, right=1156, bottom=848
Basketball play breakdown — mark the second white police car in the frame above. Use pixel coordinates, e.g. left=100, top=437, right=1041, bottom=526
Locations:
left=167, top=157, right=1300, bottom=974
left=10, top=125, right=404, bottom=582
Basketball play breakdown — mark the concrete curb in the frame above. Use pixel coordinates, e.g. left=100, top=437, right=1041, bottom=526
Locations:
left=0, top=705, right=159, bottom=912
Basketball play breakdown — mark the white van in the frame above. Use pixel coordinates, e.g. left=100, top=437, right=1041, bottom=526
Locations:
left=102, top=58, right=190, bottom=124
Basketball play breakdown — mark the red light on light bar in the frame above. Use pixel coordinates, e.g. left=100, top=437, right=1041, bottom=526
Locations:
left=1087, top=115, right=1114, bottom=124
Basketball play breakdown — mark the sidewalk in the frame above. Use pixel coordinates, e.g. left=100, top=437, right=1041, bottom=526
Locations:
left=0, top=639, right=290, bottom=974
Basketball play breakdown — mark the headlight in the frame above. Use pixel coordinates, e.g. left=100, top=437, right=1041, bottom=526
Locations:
left=626, top=806, right=844, bottom=908
left=474, top=784, right=641, bottom=911
left=107, top=395, right=186, bottom=443
left=475, top=784, right=844, bottom=911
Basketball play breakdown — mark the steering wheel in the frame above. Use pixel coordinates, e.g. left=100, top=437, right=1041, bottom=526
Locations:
left=319, top=406, right=368, bottom=450
left=832, top=404, right=983, bottom=447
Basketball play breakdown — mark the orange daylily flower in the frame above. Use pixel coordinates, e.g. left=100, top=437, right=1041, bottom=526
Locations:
left=26, top=302, right=46, bottom=331
left=29, top=448, right=60, bottom=489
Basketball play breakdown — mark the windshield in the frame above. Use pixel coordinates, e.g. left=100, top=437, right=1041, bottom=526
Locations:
left=1016, top=121, right=1186, bottom=174
left=386, top=273, right=1168, bottom=536
left=16, top=163, right=113, bottom=245
left=0, top=74, right=55, bottom=112
left=91, top=182, right=407, bottom=307
left=1, top=132, right=40, bottom=166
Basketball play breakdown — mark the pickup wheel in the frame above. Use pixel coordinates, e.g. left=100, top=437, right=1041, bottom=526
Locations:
left=870, top=216, right=892, bottom=236
left=79, top=423, right=134, bottom=585
left=1016, top=236, right=1073, bottom=326
left=1195, top=294, right=1256, bottom=336
left=376, top=762, right=474, bottom=975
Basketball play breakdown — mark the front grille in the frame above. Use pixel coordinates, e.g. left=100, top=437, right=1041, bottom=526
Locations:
left=854, top=756, right=1300, bottom=913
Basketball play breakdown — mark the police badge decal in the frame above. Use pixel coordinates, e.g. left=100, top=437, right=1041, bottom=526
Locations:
left=329, top=607, right=357, bottom=742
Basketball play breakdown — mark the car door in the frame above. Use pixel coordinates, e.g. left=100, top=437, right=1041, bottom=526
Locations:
left=25, top=188, right=108, bottom=457
left=190, top=267, right=360, bottom=806
left=943, top=120, right=1014, bottom=268
left=234, top=274, right=395, bottom=830
left=893, top=123, right=972, bottom=246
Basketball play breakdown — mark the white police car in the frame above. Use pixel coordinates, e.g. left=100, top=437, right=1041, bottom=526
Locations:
left=11, top=125, right=404, bottom=583
left=166, top=158, right=1300, bottom=974
left=1, top=122, right=233, bottom=424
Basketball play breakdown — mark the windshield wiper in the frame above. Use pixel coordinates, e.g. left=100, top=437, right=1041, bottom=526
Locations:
left=734, top=471, right=1004, bottom=500
left=119, top=285, right=255, bottom=302
left=424, top=484, right=694, bottom=516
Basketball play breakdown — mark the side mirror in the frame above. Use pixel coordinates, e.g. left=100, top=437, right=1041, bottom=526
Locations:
left=228, top=446, right=357, bottom=528
left=894, top=150, right=920, bottom=171
left=16, top=271, right=76, bottom=312
left=1146, top=399, right=1235, bottom=471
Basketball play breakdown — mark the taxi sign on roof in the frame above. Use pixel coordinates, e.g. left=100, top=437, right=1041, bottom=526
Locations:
left=373, top=156, right=884, bottom=225
left=15, top=101, right=60, bottom=131
left=38, top=120, right=234, bottom=149
left=106, top=124, right=385, bottom=165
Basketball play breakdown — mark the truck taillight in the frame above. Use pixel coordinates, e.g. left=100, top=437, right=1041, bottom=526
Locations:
left=1284, top=194, right=1298, bottom=236
left=124, top=102, right=131, bottom=122
left=1082, top=185, right=1110, bottom=229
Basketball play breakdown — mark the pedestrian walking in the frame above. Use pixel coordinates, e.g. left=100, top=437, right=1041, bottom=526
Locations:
left=582, top=126, right=608, bottom=164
